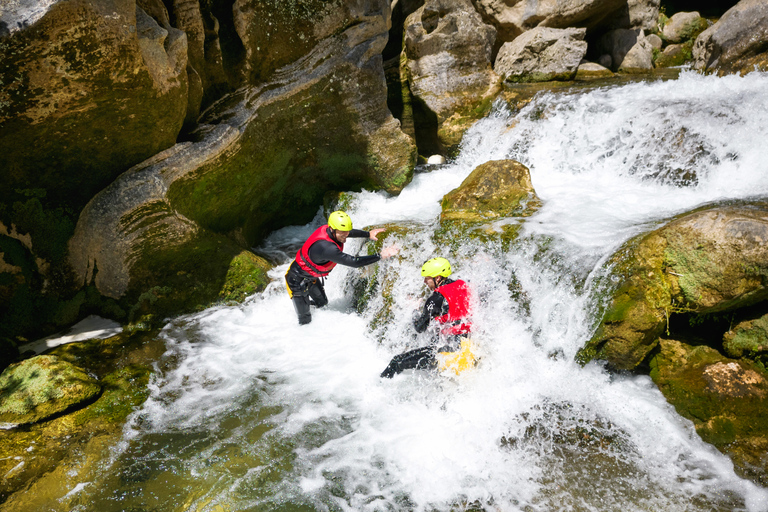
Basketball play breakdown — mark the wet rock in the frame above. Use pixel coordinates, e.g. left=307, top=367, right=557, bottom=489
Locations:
left=649, top=338, right=768, bottom=485
left=441, top=159, right=540, bottom=223
left=575, top=61, right=614, bottom=80
left=0, top=355, right=101, bottom=426
left=403, top=0, right=500, bottom=148
left=579, top=204, right=768, bottom=371
left=723, top=314, right=768, bottom=359
left=661, top=11, right=708, bottom=44
left=599, top=28, right=653, bottom=72
left=494, top=27, right=588, bottom=83
left=693, top=0, right=768, bottom=75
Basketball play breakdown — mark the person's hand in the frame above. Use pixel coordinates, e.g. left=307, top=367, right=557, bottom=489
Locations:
left=380, top=245, right=399, bottom=259
left=369, top=228, right=386, bottom=241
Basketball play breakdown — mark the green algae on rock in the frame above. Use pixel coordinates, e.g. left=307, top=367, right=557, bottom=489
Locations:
left=0, top=355, right=101, bottom=426
left=723, top=314, right=768, bottom=361
left=649, top=338, right=768, bottom=485
left=579, top=203, right=768, bottom=371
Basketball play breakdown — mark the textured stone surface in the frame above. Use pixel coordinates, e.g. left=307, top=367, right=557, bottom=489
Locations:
left=693, top=0, right=768, bottom=75
left=579, top=204, right=768, bottom=371
left=404, top=0, right=499, bottom=132
left=0, top=355, right=101, bottom=426
left=494, top=27, right=587, bottom=82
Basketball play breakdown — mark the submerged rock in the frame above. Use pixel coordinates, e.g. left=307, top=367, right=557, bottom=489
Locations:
left=693, top=0, right=768, bottom=75
left=0, top=355, right=101, bottom=426
left=579, top=203, right=768, bottom=371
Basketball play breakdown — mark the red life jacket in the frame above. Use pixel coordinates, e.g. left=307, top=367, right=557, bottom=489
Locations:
left=295, top=225, right=343, bottom=277
left=434, top=279, right=472, bottom=336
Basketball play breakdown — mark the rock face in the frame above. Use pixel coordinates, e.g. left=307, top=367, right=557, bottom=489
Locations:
left=693, top=0, right=768, bottom=75
left=724, top=314, right=768, bottom=360
left=0, top=0, right=189, bottom=213
left=0, top=355, right=101, bottom=426
left=403, top=0, right=500, bottom=148
left=650, top=339, right=768, bottom=485
left=579, top=204, right=768, bottom=371
left=68, top=0, right=416, bottom=314
left=495, top=27, right=588, bottom=82
left=470, top=0, right=658, bottom=41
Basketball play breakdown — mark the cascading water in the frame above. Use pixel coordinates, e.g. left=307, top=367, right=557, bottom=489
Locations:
left=20, top=71, right=768, bottom=512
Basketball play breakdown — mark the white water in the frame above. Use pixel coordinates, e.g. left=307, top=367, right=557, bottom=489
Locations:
left=60, top=71, right=768, bottom=511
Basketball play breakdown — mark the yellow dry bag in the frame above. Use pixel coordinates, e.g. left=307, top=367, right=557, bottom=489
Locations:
left=436, top=338, right=477, bottom=376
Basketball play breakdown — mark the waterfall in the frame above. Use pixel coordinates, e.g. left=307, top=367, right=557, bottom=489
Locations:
left=45, top=71, right=768, bottom=512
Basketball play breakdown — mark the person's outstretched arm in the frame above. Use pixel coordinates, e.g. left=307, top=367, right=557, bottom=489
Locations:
left=413, top=293, right=447, bottom=333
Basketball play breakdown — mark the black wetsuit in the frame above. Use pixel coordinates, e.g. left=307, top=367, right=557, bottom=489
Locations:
left=380, top=279, right=460, bottom=378
left=286, top=228, right=380, bottom=325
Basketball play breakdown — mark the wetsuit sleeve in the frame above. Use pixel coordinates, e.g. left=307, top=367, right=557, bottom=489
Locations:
left=308, top=240, right=381, bottom=268
left=413, top=292, right=448, bottom=333
left=348, top=229, right=370, bottom=238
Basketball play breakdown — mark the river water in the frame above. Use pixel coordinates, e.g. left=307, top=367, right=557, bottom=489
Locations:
left=26, top=71, right=768, bottom=511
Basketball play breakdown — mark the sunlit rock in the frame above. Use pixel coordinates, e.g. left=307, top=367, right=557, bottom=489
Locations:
left=693, top=0, right=768, bottom=75
left=472, top=0, right=659, bottom=42
left=649, top=338, right=768, bottom=485
left=579, top=204, right=768, bottom=371
left=495, top=27, right=587, bottom=83
left=0, top=355, right=101, bottom=426
left=723, top=314, right=768, bottom=360
left=427, top=154, right=446, bottom=164
left=661, top=11, right=708, bottom=44
left=654, top=43, right=691, bottom=68
left=575, top=60, right=614, bottom=80
left=403, top=0, right=500, bottom=149
left=441, top=159, right=540, bottom=223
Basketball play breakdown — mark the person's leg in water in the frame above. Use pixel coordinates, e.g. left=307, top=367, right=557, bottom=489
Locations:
left=380, top=346, right=436, bottom=378
left=286, top=270, right=329, bottom=325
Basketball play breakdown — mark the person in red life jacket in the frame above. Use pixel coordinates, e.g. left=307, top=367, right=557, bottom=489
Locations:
left=285, top=210, right=398, bottom=325
left=380, top=257, right=473, bottom=378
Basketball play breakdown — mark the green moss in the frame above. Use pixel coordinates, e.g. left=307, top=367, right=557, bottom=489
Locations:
left=124, top=229, right=271, bottom=328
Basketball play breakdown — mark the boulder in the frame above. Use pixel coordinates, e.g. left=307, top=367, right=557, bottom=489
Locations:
left=575, top=61, right=614, bottom=79
left=723, top=314, right=768, bottom=360
left=693, top=0, right=768, bottom=75
left=403, top=0, right=500, bottom=148
left=0, top=0, right=189, bottom=213
left=441, top=159, right=541, bottom=224
left=599, top=28, right=653, bottom=72
left=650, top=338, right=768, bottom=485
left=661, top=11, right=708, bottom=44
left=0, top=355, right=101, bottom=426
left=494, top=27, right=588, bottom=82
left=654, top=43, right=692, bottom=68
left=579, top=204, right=768, bottom=371
left=646, top=33, right=662, bottom=50
left=470, top=0, right=658, bottom=42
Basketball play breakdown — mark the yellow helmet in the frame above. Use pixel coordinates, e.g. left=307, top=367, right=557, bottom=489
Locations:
left=421, top=257, right=452, bottom=278
left=328, top=211, right=353, bottom=231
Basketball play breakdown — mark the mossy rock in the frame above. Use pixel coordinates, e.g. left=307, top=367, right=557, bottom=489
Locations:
left=654, top=42, right=694, bottom=68
left=579, top=203, right=768, bottom=371
left=441, top=159, right=541, bottom=223
left=724, top=314, right=768, bottom=360
left=0, top=355, right=101, bottom=426
left=649, top=338, right=768, bottom=485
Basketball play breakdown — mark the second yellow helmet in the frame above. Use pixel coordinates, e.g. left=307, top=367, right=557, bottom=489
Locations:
left=328, top=211, right=353, bottom=231
left=421, top=257, right=452, bottom=278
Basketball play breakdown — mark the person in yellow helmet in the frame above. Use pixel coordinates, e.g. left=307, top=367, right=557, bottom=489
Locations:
left=380, top=257, right=474, bottom=378
left=286, top=211, right=398, bottom=325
